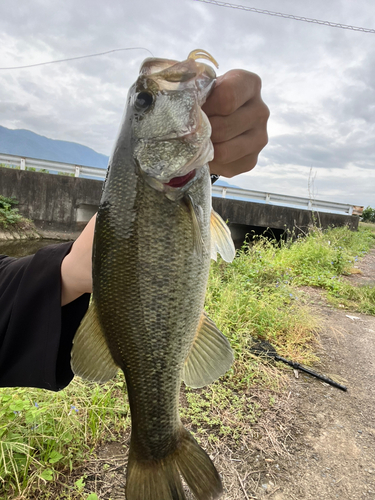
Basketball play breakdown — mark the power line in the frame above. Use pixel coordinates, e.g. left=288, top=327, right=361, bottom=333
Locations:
left=0, top=47, right=154, bottom=71
left=193, top=0, right=375, bottom=34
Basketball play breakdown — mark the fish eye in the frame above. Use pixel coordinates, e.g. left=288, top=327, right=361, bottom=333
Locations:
left=135, top=91, right=154, bottom=110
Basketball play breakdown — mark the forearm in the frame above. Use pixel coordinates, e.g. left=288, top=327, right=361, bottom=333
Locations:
left=60, top=214, right=96, bottom=306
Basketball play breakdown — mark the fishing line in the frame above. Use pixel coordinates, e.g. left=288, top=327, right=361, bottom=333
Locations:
left=192, top=0, right=375, bottom=34
left=0, top=47, right=154, bottom=71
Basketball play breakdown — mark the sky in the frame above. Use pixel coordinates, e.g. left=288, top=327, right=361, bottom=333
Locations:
left=0, top=0, right=374, bottom=208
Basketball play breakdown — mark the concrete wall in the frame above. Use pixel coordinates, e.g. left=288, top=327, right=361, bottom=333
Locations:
left=212, top=198, right=358, bottom=231
left=0, top=166, right=359, bottom=241
left=0, top=167, right=102, bottom=238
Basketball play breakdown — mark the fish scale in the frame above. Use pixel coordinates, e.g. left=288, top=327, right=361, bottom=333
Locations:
left=96, top=164, right=211, bottom=456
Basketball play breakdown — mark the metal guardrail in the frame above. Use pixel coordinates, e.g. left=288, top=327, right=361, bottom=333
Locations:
left=211, top=185, right=356, bottom=215
left=0, top=152, right=105, bottom=180
left=0, top=152, right=359, bottom=216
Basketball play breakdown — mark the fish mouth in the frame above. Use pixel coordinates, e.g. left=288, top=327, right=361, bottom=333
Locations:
left=164, top=170, right=196, bottom=188
left=135, top=50, right=217, bottom=192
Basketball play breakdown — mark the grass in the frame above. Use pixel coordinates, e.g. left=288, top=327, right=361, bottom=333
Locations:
left=1, top=224, right=374, bottom=498
left=360, top=221, right=375, bottom=233
left=276, top=225, right=375, bottom=314
left=0, top=378, right=129, bottom=499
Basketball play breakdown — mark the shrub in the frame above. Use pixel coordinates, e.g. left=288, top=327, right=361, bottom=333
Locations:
left=362, top=206, right=375, bottom=223
left=0, top=195, right=23, bottom=228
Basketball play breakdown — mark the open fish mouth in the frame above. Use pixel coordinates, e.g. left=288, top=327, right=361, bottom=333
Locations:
left=164, top=169, right=196, bottom=188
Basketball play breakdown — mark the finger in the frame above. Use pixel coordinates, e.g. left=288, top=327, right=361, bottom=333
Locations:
left=202, top=69, right=262, bottom=117
left=209, top=152, right=260, bottom=178
left=209, top=96, right=269, bottom=143
left=211, top=127, right=269, bottom=167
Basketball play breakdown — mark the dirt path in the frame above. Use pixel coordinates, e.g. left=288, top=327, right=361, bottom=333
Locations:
left=81, top=250, right=375, bottom=500
left=269, top=249, right=375, bottom=500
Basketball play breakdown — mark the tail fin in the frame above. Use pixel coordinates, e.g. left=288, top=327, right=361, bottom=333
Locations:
left=126, top=427, right=222, bottom=500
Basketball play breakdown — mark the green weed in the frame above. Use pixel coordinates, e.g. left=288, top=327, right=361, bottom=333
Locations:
left=0, top=164, right=49, bottom=174
left=0, top=196, right=23, bottom=229
left=0, top=375, right=129, bottom=499
left=206, top=237, right=320, bottom=369
left=327, top=281, right=375, bottom=315
left=181, top=383, right=261, bottom=442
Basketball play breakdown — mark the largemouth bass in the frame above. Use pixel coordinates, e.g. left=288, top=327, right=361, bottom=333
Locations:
left=71, top=49, right=235, bottom=500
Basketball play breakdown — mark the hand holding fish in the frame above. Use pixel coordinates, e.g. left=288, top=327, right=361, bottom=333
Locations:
left=203, top=69, right=269, bottom=178
left=61, top=68, right=269, bottom=307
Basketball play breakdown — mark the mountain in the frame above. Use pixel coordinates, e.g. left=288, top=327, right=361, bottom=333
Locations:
left=214, top=178, right=239, bottom=189
left=0, top=126, right=108, bottom=168
left=0, top=126, right=241, bottom=189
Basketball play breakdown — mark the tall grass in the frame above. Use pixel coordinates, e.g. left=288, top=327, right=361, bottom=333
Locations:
left=273, top=225, right=375, bottom=314
left=0, top=224, right=374, bottom=498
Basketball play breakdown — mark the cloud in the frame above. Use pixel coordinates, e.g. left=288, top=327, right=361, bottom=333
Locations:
left=236, top=163, right=374, bottom=207
left=0, top=0, right=374, bottom=206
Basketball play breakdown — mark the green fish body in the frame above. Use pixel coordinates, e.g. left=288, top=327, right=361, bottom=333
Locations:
left=71, top=50, right=235, bottom=500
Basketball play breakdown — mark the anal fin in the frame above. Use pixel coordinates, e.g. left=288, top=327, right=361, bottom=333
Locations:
left=182, top=312, right=234, bottom=388
left=71, top=301, right=118, bottom=382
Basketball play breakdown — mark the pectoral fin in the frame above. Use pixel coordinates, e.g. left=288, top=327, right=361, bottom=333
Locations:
left=185, top=194, right=205, bottom=256
left=71, top=301, right=119, bottom=382
left=182, top=312, right=234, bottom=388
left=210, top=209, right=235, bottom=262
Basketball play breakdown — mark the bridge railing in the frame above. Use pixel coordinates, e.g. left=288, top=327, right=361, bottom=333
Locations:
left=0, top=153, right=360, bottom=216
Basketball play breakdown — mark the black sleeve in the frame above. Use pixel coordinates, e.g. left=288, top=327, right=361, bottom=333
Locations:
left=0, top=242, right=90, bottom=391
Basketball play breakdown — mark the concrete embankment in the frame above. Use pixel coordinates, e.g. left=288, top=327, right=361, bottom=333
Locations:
left=0, top=166, right=359, bottom=243
left=0, top=167, right=102, bottom=240
left=0, top=226, right=41, bottom=242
